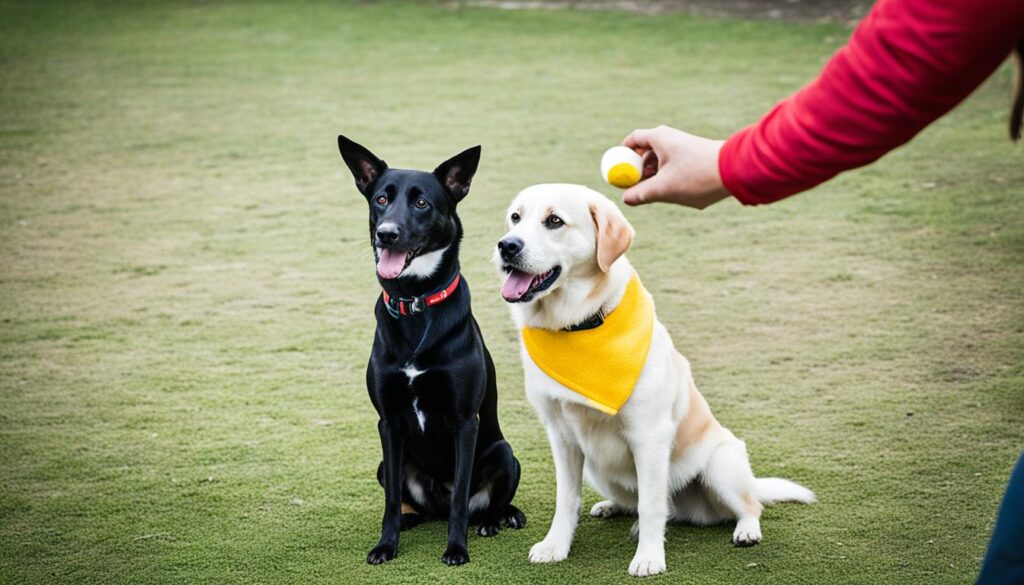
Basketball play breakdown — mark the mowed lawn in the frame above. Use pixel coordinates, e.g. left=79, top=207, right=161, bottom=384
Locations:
left=1, top=1, right=1022, bottom=583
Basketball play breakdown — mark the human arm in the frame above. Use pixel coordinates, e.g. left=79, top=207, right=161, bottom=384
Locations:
left=622, top=0, right=1024, bottom=208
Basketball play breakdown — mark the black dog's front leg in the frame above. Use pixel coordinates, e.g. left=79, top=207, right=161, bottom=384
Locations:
left=442, top=417, right=479, bottom=566
left=367, top=417, right=404, bottom=564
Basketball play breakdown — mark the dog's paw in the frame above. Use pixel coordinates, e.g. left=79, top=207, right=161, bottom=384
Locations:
left=529, top=539, right=569, bottom=564
left=590, top=500, right=622, bottom=519
left=628, top=553, right=667, bottom=577
left=441, top=543, right=470, bottom=566
left=504, top=505, right=527, bottom=529
left=477, top=522, right=500, bottom=537
left=366, top=542, right=398, bottom=565
left=732, top=519, right=762, bottom=547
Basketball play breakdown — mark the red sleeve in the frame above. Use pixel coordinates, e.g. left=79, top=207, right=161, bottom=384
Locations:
left=719, top=0, right=1024, bottom=205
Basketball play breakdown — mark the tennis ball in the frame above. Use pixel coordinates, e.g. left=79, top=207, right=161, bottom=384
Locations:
left=601, top=146, right=643, bottom=188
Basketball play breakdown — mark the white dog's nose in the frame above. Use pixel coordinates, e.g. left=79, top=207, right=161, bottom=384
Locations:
left=497, top=236, right=523, bottom=261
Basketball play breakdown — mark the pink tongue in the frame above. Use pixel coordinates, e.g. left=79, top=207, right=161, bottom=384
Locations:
left=377, top=249, right=408, bottom=279
left=502, top=270, right=536, bottom=301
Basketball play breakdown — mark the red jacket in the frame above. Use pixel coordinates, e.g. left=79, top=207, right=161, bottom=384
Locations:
left=719, top=0, right=1024, bottom=205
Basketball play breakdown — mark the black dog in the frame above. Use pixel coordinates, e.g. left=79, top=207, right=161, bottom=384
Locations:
left=337, top=136, right=525, bottom=567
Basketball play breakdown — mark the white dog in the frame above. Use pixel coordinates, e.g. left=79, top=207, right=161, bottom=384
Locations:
left=495, top=184, right=814, bottom=577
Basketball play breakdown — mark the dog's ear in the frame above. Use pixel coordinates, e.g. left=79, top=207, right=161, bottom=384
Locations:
left=433, top=145, right=481, bottom=202
left=590, top=201, right=634, bottom=272
left=338, top=135, right=388, bottom=197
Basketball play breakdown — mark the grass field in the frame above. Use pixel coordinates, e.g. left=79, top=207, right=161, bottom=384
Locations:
left=2, top=1, right=1023, bottom=583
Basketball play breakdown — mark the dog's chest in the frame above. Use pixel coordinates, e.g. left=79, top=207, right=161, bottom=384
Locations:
left=392, top=361, right=441, bottom=433
left=524, top=353, right=637, bottom=477
left=402, top=364, right=430, bottom=432
left=559, top=403, right=635, bottom=478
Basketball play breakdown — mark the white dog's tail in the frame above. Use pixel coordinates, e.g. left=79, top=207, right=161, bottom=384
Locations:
left=755, top=477, right=816, bottom=505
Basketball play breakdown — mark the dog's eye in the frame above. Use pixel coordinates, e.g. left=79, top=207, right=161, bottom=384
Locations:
left=545, top=214, right=564, bottom=228
left=510, top=212, right=520, bottom=224
left=415, top=198, right=428, bottom=209
left=375, top=195, right=388, bottom=206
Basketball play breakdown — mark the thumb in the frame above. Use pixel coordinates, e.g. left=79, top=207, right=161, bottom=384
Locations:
left=622, top=173, right=667, bottom=206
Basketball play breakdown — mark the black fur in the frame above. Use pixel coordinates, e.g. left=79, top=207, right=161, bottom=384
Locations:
left=338, top=136, right=525, bottom=567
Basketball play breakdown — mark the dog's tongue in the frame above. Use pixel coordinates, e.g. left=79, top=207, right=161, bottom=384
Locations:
left=377, top=249, right=408, bottom=279
left=502, top=270, right=535, bottom=301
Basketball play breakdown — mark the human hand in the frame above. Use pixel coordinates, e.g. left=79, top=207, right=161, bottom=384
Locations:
left=620, top=126, right=730, bottom=209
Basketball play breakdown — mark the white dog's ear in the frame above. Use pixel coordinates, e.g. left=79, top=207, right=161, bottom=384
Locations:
left=589, top=202, right=634, bottom=272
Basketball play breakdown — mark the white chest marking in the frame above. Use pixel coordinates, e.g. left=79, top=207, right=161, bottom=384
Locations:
left=403, top=365, right=426, bottom=383
left=411, top=397, right=427, bottom=432
left=404, top=364, right=428, bottom=432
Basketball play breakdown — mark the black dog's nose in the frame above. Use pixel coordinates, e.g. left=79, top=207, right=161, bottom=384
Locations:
left=376, top=224, right=400, bottom=244
left=497, top=237, right=523, bottom=261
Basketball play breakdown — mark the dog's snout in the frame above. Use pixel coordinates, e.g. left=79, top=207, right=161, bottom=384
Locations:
left=498, top=236, right=523, bottom=261
left=376, top=223, right=400, bottom=244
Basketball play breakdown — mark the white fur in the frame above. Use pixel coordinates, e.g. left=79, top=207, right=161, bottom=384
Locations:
left=402, top=245, right=449, bottom=279
left=403, top=364, right=426, bottom=383
left=589, top=500, right=625, bottom=518
left=497, top=184, right=814, bottom=577
left=404, top=365, right=427, bottom=431
left=755, top=477, right=817, bottom=505
left=406, top=467, right=427, bottom=506
left=469, top=486, right=491, bottom=513
left=411, top=397, right=427, bottom=433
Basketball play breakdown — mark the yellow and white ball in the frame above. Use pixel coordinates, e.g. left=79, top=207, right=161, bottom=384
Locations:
left=601, top=146, right=643, bottom=188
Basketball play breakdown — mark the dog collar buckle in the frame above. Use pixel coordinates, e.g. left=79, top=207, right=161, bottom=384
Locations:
left=408, top=296, right=426, bottom=314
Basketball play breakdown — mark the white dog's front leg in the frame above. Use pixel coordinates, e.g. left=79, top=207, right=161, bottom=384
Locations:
left=626, top=426, right=672, bottom=577
left=529, top=426, right=583, bottom=564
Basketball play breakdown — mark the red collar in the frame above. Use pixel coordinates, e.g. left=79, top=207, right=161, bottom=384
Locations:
left=382, top=272, right=461, bottom=318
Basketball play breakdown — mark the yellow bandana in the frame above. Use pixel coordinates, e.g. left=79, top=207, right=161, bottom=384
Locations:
left=522, top=274, right=655, bottom=415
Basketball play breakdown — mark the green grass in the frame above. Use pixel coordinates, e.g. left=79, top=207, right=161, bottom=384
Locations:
left=2, top=1, right=1022, bottom=583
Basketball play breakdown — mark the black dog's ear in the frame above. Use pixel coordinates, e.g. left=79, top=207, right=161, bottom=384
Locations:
left=338, top=135, right=388, bottom=196
left=433, top=145, right=481, bottom=202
